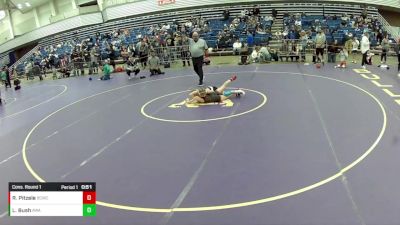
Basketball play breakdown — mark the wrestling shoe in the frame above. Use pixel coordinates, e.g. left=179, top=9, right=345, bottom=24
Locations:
left=232, top=89, right=245, bottom=97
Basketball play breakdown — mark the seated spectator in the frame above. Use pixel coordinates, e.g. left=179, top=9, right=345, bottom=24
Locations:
left=283, top=11, right=289, bottom=18
left=217, top=33, right=228, bottom=49
left=259, top=46, right=271, bottom=62
left=252, top=5, right=260, bottom=16
left=232, top=16, right=240, bottom=26
left=185, top=20, right=193, bottom=29
left=148, top=51, right=165, bottom=76
left=238, top=43, right=250, bottom=65
left=233, top=40, right=242, bottom=55
left=327, top=40, right=339, bottom=63
left=222, top=9, right=230, bottom=21
left=251, top=46, right=260, bottom=63
left=275, top=30, right=283, bottom=40
left=100, top=59, right=112, bottom=80
left=240, top=9, right=248, bottom=19
left=256, top=25, right=266, bottom=35
left=192, top=25, right=201, bottom=33
left=269, top=48, right=279, bottom=61
left=161, top=23, right=170, bottom=32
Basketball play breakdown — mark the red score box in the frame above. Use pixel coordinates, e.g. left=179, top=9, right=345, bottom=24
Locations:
left=83, top=192, right=96, bottom=204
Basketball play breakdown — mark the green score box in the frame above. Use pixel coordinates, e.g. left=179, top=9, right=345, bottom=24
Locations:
left=83, top=204, right=96, bottom=217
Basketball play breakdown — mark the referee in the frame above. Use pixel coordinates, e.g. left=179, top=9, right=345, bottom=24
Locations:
left=189, top=32, right=208, bottom=86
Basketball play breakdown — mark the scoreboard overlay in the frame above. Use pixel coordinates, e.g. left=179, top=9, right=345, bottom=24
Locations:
left=8, top=182, right=96, bottom=217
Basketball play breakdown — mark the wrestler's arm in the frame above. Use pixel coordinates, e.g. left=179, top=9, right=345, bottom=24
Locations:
left=186, top=96, right=205, bottom=104
left=189, top=90, right=199, bottom=98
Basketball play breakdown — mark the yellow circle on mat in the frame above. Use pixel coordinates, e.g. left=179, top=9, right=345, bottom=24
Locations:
left=22, top=72, right=387, bottom=213
left=140, top=88, right=267, bottom=123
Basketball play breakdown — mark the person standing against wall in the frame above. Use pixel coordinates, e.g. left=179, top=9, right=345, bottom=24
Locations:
left=189, top=32, right=208, bottom=86
left=360, top=31, right=370, bottom=69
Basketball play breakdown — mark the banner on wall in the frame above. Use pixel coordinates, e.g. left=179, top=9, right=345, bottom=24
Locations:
left=158, top=0, right=175, bottom=6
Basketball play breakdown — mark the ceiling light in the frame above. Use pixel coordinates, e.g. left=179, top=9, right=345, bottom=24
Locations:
left=25, top=2, right=31, bottom=7
left=17, top=4, right=22, bottom=9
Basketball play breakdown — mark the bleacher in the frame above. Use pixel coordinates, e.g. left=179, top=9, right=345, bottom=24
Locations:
left=10, top=2, right=396, bottom=76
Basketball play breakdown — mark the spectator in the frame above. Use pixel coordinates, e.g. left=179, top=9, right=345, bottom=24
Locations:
left=269, top=47, right=279, bottom=61
left=251, top=46, right=260, bottom=63
left=259, top=46, right=271, bottom=62
left=126, top=56, right=143, bottom=79
left=60, top=56, right=70, bottom=78
left=361, top=7, right=368, bottom=20
left=380, top=35, right=389, bottom=65
left=288, top=41, right=300, bottom=62
left=180, top=34, right=191, bottom=67
left=343, top=37, right=353, bottom=63
left=299, top=30, right=308, bottom=62
left=222, top=9, right=230, bottom=21
left=247, top=32, right=254, bottom=51
left=361, top=31, right=370, bottom=69
left=4, top=66, right=11, bottom=89
left=327, top=40, right=339, bottom=63
left=334, top=47, right=348, bottom=68
left=89, top=48, right=99, bottom=74
left=272, top=8, right=277, bottom=19
left=1, top=68, right=6, bottom=87
left=314, top=30, right=326, bottom=64
left=121, top=46, right=129, bottom=62
left=13, top=78, right=21, bottom=91
left=240, top=9, right=248, bottom=19
left=148, top=51, right=165, bottom=76
left=252, top=5, right=260, bottom=16
left=100, top=59, right=112, bottom=80
left=238, top=43, right=249, bottom=65
left=136, top=39, right=149, bottom=68
left=351, top=37, right=360, bottom=62
left=233, top=40, right=242, bottom=55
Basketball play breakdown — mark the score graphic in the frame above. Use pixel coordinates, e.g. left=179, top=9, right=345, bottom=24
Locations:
left=8, top=182, right=96, bottom=217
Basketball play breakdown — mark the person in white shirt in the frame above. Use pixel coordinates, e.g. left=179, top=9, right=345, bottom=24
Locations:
left=251, top=47, right=260, bottom=63
left=360, top=31, right=370, bottom=69
left=161, top=23, right=170, bottom=31
left=233, top=40, right=242, bottom=55
left=185, top=20, right=193, bottom=29
left=351, top=37, right=359, bottom=63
